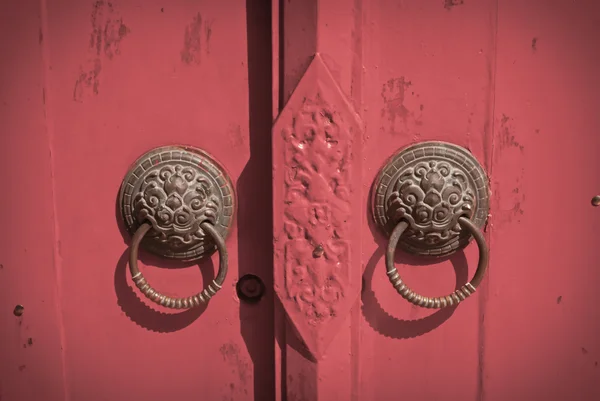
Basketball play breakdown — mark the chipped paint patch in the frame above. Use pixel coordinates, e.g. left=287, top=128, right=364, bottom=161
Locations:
left=181, top=13, right=203, bottom=64
left=218, top=343, right=251, bottom=399
left=491, top=114, right=525, bottom=228
left=380, top=77, right=423, bottom=136
left=181, top=13, right=213, bottom=65
left=498, top=114, right=524, bottom=152
left=444, top=0, right=465, bottom=10
left=74, top=59, right=102, bottom=100
left=73, top=0, right=130, bottom=102
left=205, top=19, right=213, bottom=55
left=219, top=343, right=250, bottom=385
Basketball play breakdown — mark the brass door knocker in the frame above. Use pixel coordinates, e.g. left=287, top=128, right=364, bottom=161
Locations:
left=118, top=145, right=235, bottom=309
left=371, top=141, right=490, bottom=308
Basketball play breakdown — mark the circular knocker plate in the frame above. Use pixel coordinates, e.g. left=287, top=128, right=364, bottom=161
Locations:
left=372, top=141, right=490, bottom=257
left=118, top=145, right=235, bottom=262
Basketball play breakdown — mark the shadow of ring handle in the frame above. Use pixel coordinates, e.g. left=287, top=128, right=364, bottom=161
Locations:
left=385, top=216, right=489, bottom=309
left=128, top=221, right=229, bottom=309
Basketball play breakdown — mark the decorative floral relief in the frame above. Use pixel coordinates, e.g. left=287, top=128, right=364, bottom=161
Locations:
left=120, top=147, right=234, bottom=262
left=133, top=164, right=220, bottom=251
left=387, top=160, right=475, bottom=247
left=372, top=141, right=489, bottom=257
left=281, top=95, right=352, bottom=326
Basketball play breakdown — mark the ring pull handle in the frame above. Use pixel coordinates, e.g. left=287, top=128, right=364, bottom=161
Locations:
left=118, top=146, right=236, bottom=309
left=372, top=141, right=491, bottom=309
left=386, top=216, right=489, bottom=308
left=129, top=221, right=228, bottom=309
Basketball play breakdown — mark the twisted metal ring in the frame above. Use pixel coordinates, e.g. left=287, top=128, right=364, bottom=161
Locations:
left=385, top=216, right=489, bottom=308
left=128, top=221, right=228, bottom=309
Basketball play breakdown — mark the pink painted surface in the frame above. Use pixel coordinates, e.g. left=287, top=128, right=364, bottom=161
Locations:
left=0, top=2, right=66, bottom=400
left=1, top=0, right=274, bottom=400
left=358, top=2, right=494, bottom=400
left=484, top=2, right=600, bottom=400
left=1, top=0, right=600, bottom=400
left=274, top=0, right=600, bottom=401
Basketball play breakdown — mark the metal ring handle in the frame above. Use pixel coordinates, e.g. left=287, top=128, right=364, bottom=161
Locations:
left=386, top=216, right=489, bottom=309
left=128, top=221, right=229, bottom=309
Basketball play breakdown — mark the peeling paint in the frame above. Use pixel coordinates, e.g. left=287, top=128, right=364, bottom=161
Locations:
left=219, top=343, right=250, bottom=385
left=380, top=77, right=423, bottom=135
left=205, top=19, right=214, bottom=55
left=444, top=0, right=465, bottom=10
left=181, top=13, right=205, bottom=65
left=498, top=114, right=524, bottom=152
left=491, top=114, right=525, bottom=227
left=73, top=59, right=101, bottom=100
left=73, top=0, right=130, bottom=102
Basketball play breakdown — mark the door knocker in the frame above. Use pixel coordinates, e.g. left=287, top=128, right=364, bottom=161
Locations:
left=371, top=141, right=490, bottom=309
left=118, top=145, right=235, bottom=309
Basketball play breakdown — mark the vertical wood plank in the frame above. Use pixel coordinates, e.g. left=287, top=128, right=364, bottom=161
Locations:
left=0, top=1, right=67, bottom=400
left=359, top=1, right=497, bottom=400
left=43, top=1, right=264, bottom=400
left=485, top=1, right=600, bottom=400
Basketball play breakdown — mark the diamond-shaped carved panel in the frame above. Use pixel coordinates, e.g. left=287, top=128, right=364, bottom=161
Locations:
left=272, top=54, right=363, bottom=360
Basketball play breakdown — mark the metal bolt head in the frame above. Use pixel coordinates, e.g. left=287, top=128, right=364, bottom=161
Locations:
left=236, top=274, right=265, bottom=304
left=13, top=305, right=24, bottom=316
left=592, top=195, right=600, bottom=207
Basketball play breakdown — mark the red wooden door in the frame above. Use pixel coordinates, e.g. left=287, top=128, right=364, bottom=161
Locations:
left=0, top=1, right=274, bottom=400
left=272, top=0, right=600, bottom=400
left=2, top=1, right=600, bottom=401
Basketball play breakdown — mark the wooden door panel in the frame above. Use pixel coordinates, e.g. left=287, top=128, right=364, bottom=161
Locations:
left=360, top=1, right=495, bottom=400
left=46, top=0, right=248, bottom=398
left=3, top=0, right=600, bottom=400
left=485, top=2, right=600, bottom=400
left=0, top=2, right=66, bottom=400
left=1, top=0, right=274, bottom=400
left=275, top=1, right=599, bottom=400
left=274, top=0, right=495, bottom=399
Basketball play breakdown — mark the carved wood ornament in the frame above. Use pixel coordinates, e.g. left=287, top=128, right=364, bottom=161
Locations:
left=273, top=55, right=363, bottom=359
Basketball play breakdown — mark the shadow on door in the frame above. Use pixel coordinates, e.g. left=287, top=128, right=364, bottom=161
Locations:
left=236, top=0, right=275, bottom=400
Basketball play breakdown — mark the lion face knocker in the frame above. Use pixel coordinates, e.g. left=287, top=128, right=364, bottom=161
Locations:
left=134, top=164, right=220, bottom=252
left=388, top=159, right=475, bottom=247
left=119, top=146, right=235, bottom=262
left=372, top=142, right=489, bottom=257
